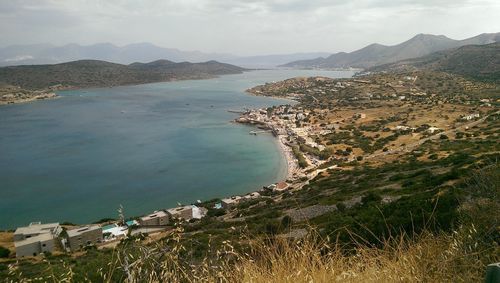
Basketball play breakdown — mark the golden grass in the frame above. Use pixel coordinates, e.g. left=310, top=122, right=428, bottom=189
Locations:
left=232, top=229, right=493, bottom=283
left=71, top=217, right=495, bottom=283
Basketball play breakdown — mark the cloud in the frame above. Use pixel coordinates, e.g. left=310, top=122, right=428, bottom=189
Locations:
left=1, top=0, right=499, bottom=55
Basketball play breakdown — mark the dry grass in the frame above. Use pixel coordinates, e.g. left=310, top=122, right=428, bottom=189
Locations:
left=232, top=227, right=495, bottom=283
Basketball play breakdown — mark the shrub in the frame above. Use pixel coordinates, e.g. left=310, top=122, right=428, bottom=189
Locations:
left=0, top=246, right=9, bottom=258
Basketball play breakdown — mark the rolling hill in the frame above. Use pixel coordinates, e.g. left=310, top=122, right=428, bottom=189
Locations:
left=281, top=32, right=500, bottom=69
left=0, top=59, right=246, bottom=90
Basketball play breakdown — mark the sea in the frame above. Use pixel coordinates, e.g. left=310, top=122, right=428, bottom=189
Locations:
left=0, top=69, right=354, bottom=229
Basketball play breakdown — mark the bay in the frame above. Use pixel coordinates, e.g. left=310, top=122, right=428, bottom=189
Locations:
left=0, top=69, right=353, bottom=229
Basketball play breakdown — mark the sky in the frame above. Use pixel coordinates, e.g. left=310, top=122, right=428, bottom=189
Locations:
left=1, top=0, right=499, bottom=56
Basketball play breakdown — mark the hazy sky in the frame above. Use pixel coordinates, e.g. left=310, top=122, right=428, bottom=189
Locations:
left=1, top=0, right=499, bottom=55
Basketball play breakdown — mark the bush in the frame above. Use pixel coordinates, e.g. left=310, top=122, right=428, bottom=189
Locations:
left=0, top=246, right=9, bottom=258
left=336, top=202, right=346, bottom=212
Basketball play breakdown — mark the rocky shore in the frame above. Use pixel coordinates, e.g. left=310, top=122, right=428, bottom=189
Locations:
left=0, top=85, right=57, bottom=105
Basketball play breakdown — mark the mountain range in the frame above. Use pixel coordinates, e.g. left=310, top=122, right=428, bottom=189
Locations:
left=281, top=32, right=500, bottom=69
left=0, top=43, right=329, bottom=68
left=364, top=42, right=500, bottom=82
left=0, top=59, right=246, bottom=90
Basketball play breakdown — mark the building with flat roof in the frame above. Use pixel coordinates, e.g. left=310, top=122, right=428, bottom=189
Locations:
left=15, top=233, right=55, bottom=257
left=66, top=225, right=103, bottom=251
left=13, top=222, right=62, bottom=257
left=167, top=205, right=207, bottom=221
left=102, top=224, right=128, bottom=241
left=221, top=196, right=243, bottom=208
left=14, top=222, right=62, bottom=242
left=138, top=210, right=169, bottom=226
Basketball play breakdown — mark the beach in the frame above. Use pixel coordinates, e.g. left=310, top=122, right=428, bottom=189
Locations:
left=276, top=134, right=300, bottom=180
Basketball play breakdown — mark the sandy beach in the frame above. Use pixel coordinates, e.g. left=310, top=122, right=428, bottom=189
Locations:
left=276, top=134, right=300, bottom=181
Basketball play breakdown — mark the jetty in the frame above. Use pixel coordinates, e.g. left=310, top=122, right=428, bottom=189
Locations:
left=249, top=130, right=272, bottom=135
left=227, top=109, right=247, bottom=114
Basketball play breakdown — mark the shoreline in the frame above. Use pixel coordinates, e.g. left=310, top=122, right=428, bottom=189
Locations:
left=233, top=110, right=304, bottom=182
left=1, top=72, right=303, bottom=230
left=0, top=92, right=58, bottom=106
left=275, top=134, right=300, bottom=181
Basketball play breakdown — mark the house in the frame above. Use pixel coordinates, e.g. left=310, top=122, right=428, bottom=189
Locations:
left=394, top=125, right=410, bottom=131
left=66, top=225, right=103, bottom=251
left=243, top=192, right=261, bottom=200
left=102, top=224, right=128, bottom=241
left=14, top=222, right=62, bottom=242
left=353, top=113, right=366, bottom=119
left=427, top=127, right=441, bottom=134
left=13, top=222, right=62, bottom=257
left=138, top=210, right=169, bottom=226
left=220, top=196, right=243, bottom=208
left=265, top=184, right=277, bottom=191
left=461, top=113, right=480, bottom=121
left=167, top=205, right=208, bottom=221
left=274, top=182, right=289, bottom=192
left=125, top=220, right=139, bottom=227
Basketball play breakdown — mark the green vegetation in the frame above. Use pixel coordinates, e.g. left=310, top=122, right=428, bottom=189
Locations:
left=0, top=60, right=246, bottom=90
left=292, top=145, right=309, bottom=168
left=0, top=246, right=9, bottom=258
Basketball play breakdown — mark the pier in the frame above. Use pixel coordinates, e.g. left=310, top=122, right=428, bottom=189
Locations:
left=249, top=130, right=272, bottom=135
left=227, top=109, right=248, bottom=114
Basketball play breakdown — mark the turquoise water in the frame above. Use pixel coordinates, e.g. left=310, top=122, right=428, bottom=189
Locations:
left=0, top=70, right=353, bottom=229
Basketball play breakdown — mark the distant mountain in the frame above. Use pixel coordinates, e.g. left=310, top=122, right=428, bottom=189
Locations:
left=223, top=53, right=331, bottom=68
left=0, top=59, right=246, bottom=90
left=0, top=43, right=329, bottom=68
left=365, top=43, right=500, bottom=82
left=0, top=42, right=235, bottom=66
left=281, top=32, right=500, bottom=69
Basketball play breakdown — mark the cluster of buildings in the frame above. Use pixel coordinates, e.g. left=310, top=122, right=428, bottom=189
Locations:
left=12, top=204, right=208, bottom=258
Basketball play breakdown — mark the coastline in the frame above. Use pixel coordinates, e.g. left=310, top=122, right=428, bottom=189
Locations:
left=275, top=134, right=300, bottom=181
left=0, top=70, right=309, bottom=230
left=234, top=110, right=304, bottom=183
left=0, top=92, right=58, bottom=106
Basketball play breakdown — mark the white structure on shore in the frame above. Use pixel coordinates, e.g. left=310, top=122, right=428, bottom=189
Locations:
left=167, top=205, right=207, bottom=221
left=13, top=222, right=62, bottom=257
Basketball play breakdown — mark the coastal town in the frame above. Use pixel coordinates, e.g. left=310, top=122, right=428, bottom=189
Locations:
left=238, top=71, right=498, bottom=170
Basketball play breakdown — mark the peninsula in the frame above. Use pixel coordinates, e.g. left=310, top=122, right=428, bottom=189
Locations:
left=0, top=59, right=246, bottom=104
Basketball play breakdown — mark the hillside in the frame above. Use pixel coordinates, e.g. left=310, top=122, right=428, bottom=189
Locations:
left=366, top=43, right=500, bottom=82
left=0, top=59, right=246, bottom=90
left=281, top=32, right=500, bottom=69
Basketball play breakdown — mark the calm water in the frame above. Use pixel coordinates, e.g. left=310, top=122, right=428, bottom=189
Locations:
left=0, top=70, right=353, bottom=229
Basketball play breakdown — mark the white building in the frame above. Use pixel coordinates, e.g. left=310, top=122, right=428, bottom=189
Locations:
left=167, top=205, right=207, bottom=221
left=14, top=222, right=62, bottom=257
